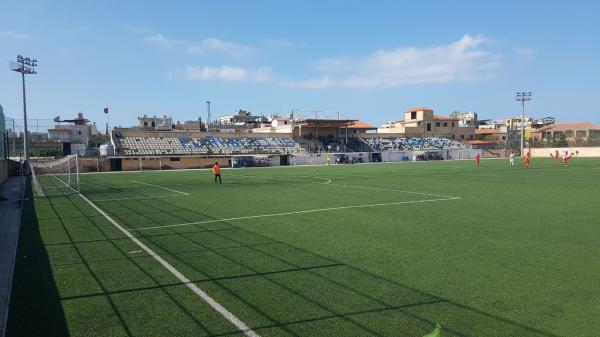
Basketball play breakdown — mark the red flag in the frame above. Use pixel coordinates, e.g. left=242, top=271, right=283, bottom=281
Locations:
left=104, top=107, right=109, bottom=114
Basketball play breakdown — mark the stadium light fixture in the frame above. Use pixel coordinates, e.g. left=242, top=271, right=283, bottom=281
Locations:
left=10, top=54, right=38, bottom=160
left=515, top=91, right=532, bottom=157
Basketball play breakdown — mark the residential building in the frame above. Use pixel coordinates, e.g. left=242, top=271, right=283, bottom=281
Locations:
left=215, top=109, right=268, bottom=127
left=377, top=107, right=476, bottom=140
left=138, top=115, right=173, bottom=131
left=531, top=122, right=600, bottom=145
left=450, top=111, right=478, bottom=127
left=47, top=113, right=100, bottom=155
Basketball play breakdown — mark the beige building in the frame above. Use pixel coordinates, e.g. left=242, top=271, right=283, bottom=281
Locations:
left=377, top=107, right=476, bottom=140
left=531, top=122, right=600, bottom=145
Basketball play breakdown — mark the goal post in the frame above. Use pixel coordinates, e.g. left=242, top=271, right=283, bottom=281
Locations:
left=30, top=155, right=81, bottom=197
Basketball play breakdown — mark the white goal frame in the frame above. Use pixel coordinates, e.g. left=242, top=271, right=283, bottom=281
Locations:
left=30, top=155, right=80, bottom=197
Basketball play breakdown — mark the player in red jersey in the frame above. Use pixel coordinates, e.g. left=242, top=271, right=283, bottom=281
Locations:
left=475, top=153, right=481, bottom=167
left=562, top=151, right=573, bottom=167
left=524, top=152, right=531, bottom=169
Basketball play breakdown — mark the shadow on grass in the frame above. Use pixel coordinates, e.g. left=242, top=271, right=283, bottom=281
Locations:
left=5, top=181, right=69, bottom=337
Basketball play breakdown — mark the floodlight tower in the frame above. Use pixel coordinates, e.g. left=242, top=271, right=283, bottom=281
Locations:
left=10, top=55, right=38, bottom=160
left=515, top=91, right=532, bottom=157
left=206, top=101, right=211, bottom=128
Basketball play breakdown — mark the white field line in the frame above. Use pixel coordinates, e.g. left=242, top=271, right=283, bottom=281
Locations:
left=78, top=193, right=261, bottom=337
left=130, top=196, right=461, bottom=231
left=92, top=194, right=182, bottom=202
left=327, top=183, right=457, bottom=199
left=131, top=180, right=190, bottom=195
left=52, top=174, right=79, bottom=193
left=227, top=173, right=331, bottom=185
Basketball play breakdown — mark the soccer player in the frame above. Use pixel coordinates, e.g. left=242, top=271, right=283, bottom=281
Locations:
left=475, top=153, right=481, bottom=167
left=212, top=162, right=222, bottom=184
left=562, top=151, right=573, bottom=167
left=509, top=152, right=515, bottom=166
left=524, top=152, right=531, bottom=169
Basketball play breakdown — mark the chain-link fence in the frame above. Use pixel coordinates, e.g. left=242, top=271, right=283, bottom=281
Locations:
left=3, top=116, right=62, bottom=158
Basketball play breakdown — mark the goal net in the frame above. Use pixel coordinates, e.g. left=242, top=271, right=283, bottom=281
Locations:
left=30, top=155, right=80, bottom=197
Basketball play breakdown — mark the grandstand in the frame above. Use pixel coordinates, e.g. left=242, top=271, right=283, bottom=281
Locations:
left=361, top=137, right=467, bottom=152
left=114, top=130, right=466, bottom=156
left=113, top=132, right=303, bottom=156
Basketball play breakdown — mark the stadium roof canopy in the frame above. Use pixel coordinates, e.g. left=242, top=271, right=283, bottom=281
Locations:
left=300, top=119, right=358, bottom=128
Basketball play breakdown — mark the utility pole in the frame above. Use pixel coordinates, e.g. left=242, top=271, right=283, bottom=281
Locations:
left=10, top=55, right=37, bottom=161
left=515, top=92, right=532, bottom=157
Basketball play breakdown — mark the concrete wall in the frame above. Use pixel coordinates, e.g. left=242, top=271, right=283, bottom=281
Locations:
left=381, top=149, right=479, bottom=161
left=290, top=153, right=370, bottom=165
left=529, top=147, right=600, bottom=158
left=289, top=149, right=479, bottom=165
left=0, top=160, right=7, bottom=185
left=119, top=156, right=230, bottom=171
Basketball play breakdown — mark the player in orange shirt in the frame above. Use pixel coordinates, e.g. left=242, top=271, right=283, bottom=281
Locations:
left=475, top=153, right=481, bottom=167
left=524, top=152, right=531, bottom=169
left=212, top=162, right=222, bottom=184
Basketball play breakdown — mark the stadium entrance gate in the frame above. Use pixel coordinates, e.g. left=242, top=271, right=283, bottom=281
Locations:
left=110, top=158, right=122, bottom=171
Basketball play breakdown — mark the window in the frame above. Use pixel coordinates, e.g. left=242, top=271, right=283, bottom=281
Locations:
left=151, top=121, right=156, bottom=127
left=443, top=122, right=448, bottom=127
left=76, top=130, right=82, bottom=135
left=169, top=157, right=180, bottom=161
left=144, top=121, right=148, bottom=126
left=502, top=136, right=506, bottom=140
left=426, top=123, right=432, bottom=131
left=460, top=135, right=465, bottom=139
left=436, top=122, right=441, bottom=127
left=452, top=122, right=455, bottom=127
left=411, top=112, right=417, bottom=120
left=564, top=130, right=574, bottom=137
left=576, top=131, right=587, bottom=138
left=469, top=135, right=474, bottom=140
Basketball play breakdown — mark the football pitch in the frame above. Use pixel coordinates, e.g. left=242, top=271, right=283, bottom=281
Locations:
left=7, top=158, right=600, bottom=337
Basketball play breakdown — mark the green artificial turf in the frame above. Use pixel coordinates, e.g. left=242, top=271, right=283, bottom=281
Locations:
left=7, top=157, right=600, bottom=337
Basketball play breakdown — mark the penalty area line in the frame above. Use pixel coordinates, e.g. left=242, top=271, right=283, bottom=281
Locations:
left=130, top=196, right=461, bottom=231
left=91, top=194, right=182, bottom=202
left=78, top=192, right=261, bottom=337
left=227, top=173, right=332, bottom=185
left=131, top=180, right=190, bottom=195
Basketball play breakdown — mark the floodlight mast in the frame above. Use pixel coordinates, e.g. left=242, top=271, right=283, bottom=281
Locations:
left=10, top=55, right=38, bottom=160
left=515, top=91, right=532, bottom=157
left=206, top=101, right=211, bottom=128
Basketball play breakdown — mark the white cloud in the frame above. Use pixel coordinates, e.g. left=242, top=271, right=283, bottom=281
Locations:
left=0, top=31, right=30, bottom=40
left=144, top=34, right=253, bottom=57
left=186, top=38, right=254, bottom=57
left=263, top=38, right=297, bottom=49
left=144, top=34, right=185, bottom=48
left=179, top=65, right=270, bottom=82
left=286, top=35, right=502, bottom=89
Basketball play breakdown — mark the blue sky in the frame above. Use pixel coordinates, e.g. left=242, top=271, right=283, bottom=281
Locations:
left=1, top=0, right=599, bottom=129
